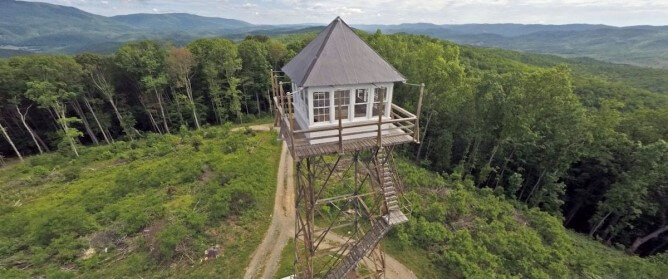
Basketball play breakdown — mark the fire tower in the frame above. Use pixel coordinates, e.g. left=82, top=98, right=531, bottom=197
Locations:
left=272, top=17, right=424, bottom=279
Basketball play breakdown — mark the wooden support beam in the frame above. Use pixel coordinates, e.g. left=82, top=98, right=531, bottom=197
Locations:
left=338, top=100, right=343, bottom=154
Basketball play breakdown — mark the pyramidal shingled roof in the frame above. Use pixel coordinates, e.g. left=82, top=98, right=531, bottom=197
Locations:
left=282, top=17, right=406, bottom=87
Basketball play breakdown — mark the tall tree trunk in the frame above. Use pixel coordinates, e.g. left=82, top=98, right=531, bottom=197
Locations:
left=629, top=225, right=668, bottom=253
left=82, top=97, right=110, bottom=144
left=267, top=89, right=273, bottom=114
left=72, top=100, right=99, bottom=145
left=185, top=76, right=200, bottom=129
left=424, top=137, right=433, bottom=160
left=256, top=90, right=261, bottom=116
left=494, top=145, right=516, bottom=189
left=477, top=142, right=500, bottom=187
left=15, top=105, right=43, bottom=154
left=170, top=86, right=185, bottom=127
left=0, top=120, right=23, bottom=161
left=565, top=202, right=583, bottom=226
left=53, top=105, right=79, bottom=158
left=416, top=111, right=433, bottom=162
left=139, top=96, right=161, bottom=134
left=153, top=87, right=170, bottom=133
left=524, top=169, right=547, bottom=203
left=28, top=115, right=50, bottom=152
left=590, top=211, right=612, bottom=237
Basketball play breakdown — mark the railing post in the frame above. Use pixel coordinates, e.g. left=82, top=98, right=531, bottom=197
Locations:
left=338, top=100, right=343, bottom=154
left=414, top=83, right=425, bottom=143
left=377, top=89, right=384, bottom=148
left=278, top=80, right=286, bottom=112
left=286, top=88, right=296, bottom=159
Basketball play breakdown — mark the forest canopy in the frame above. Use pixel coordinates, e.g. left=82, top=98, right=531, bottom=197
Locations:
left=0, top=30, right=667, bottom=263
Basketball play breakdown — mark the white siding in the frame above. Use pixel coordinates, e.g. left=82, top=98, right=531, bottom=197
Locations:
left=302, top=82, right=395, bottom=144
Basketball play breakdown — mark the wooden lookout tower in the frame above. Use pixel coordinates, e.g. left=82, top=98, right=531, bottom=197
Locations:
left=271, top=17, right=424, bottom=279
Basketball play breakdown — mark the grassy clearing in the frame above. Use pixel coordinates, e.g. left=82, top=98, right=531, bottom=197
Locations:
left=0, top=125, right=281, bottom=278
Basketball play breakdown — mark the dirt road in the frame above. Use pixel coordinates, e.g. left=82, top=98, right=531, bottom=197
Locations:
left=243, top=141, right=295, bottom=279
left=243, top=135, right=416, bottom=279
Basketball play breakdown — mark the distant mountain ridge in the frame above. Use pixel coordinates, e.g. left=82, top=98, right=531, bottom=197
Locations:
left=110, top=13, right=253, bottom=32
left=1, top=0, right=667, bottom=69
left=354, top=23, right=668, bottom=69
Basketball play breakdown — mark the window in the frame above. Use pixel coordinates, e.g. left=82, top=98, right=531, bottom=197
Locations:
left=334, top=90, right=350, bottom=120
left=372, top=87, right=389, bottom=117
left=354, top=89, right=368, bottom=118
left=313, top=91, right=330, bottom=123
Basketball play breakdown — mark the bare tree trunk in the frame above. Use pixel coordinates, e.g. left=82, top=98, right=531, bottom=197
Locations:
left=0, top=120, right=23, bottom=161
left=27, top=116, right=50, bottom=151
left=52, top=104, right=79, bottom=157
left=15, top=105, right=43, bottom=154
left=494, top=146, right=516, bottom=189
left=139, top=96, right=161, bottom=134
left=104, top=127, right=114, bottom=143
left=170, top=86, right=185, bottom=127
left=565, top=202, right=583, bottom=226
left=629, top=225, right=668, bottom=253
left=423, top=137, right=433, bottom=160
left=415, top=111, right=433, bottom=162
left=524, top=169, right=547, bottom=203
left=477, top=143, right=500, bottom=187
left=153, top=87, right=170, bottom=133
left=590, top=211, right=612, bottom=237
left=267, top=89, right=273, bottom=114
left=82, top=97, right=110, bottom=144
left=72, top=100, right=99, bottom=145
left=185, top=76, right=200, bottom=129
left=256, top=90, right=261, bottom=116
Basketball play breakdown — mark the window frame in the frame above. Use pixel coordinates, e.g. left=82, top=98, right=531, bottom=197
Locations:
left=353, top=88, right=370, bottom=119
left=312, top=91, right=331, bottom=123
left=372, top=87, right=389, bottom=117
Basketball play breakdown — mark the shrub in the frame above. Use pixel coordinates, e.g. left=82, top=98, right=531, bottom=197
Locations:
left=29, top=206, right=95, bottom=246
left=31, top=166, right=50, bottom=179
left=60, top=167, right=80, bottom=182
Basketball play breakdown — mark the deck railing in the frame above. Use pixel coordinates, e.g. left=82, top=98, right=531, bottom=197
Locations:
left=271, top=71, right=424, bottom=158
left=274, top=94, right=418, bottom=158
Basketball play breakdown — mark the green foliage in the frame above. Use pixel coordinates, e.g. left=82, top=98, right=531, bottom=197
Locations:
left=0, top=127, right=281, bottom=278
left=388, top=159, right=668, bottom=278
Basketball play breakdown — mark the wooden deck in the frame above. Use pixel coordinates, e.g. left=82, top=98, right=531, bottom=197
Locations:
left=292, top=132, right=414, bottom=158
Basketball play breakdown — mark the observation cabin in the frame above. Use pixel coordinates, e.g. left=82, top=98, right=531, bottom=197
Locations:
left=272, top=17, right=424, bottom=159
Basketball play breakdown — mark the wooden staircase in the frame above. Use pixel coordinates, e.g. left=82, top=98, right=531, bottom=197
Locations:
left=323, top=149, right=408, bottom=279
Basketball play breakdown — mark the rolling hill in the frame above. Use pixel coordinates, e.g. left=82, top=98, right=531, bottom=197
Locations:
left=355, top=23, right=668, bottom=69
left=0, top=0, right=302, bottom=54
left=1, top=0, right=667, bottom=70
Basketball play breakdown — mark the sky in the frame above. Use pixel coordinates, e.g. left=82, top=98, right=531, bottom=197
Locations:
left=24, top=0, right=668, bottom=26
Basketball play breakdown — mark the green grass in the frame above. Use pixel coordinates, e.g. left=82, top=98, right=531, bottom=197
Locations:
left=0, top=126, right=281, bottom=278
left=275, top=238, right=295, bottom=279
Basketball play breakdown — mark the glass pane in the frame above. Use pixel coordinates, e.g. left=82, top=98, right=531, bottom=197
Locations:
left=355, top=104, right=367, bottom=118
left=335, top=106, right=348, bottom=120
left=374, top=87, right=387, bottom=102
left=335, top=90, right=350, bottom=105
left=355, top=89, right=367, bottom=103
